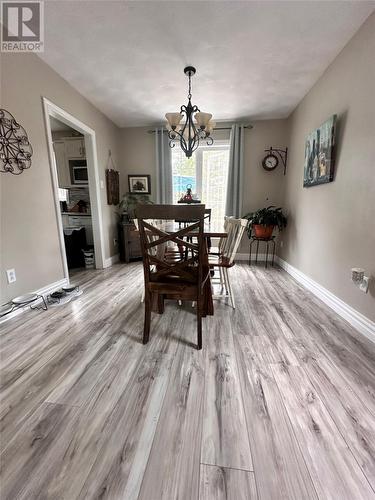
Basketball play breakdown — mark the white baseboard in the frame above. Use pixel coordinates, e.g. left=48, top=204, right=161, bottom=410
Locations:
left=0, top=278, right=69, bottom=324
left=277, top=257, right=375, bottom=344
left=103, top=254, right=120, bottom=268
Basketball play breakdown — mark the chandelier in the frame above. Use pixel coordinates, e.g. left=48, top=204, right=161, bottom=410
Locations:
left=165, top=66, right=215, bottom=158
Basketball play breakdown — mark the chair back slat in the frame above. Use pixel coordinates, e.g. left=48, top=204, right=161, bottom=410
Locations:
left=136, top=204, right=206, bottom=286
left=219, top=217, right=248, bottom=264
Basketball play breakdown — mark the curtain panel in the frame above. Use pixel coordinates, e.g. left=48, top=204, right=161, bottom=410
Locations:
left=225, top=124, right=245, bottom=217
left=155, top=128, right=173, bottom=204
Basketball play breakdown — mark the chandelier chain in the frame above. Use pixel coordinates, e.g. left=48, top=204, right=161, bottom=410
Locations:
left=188, top=74, right=192, bottom=100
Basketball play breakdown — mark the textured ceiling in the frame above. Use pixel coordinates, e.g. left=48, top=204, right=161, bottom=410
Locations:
left=40, top=1, right=375, bottom=127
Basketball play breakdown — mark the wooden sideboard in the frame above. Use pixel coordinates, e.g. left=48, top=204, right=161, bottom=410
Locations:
left=118, top=222, right=142, bottom=263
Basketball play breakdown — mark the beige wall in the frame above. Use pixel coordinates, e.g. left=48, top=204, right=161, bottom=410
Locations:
left=241, top=119, right=289, bottom=252
left=281, top=13, right=375, bottom=321
left=0, top=52, right=121, bottom=303
left=118, top=127, right=155, bottom=199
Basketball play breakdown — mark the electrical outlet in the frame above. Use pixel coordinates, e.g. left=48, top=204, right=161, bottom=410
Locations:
left=113, top=238, right=118, bottom=247
left=6, top=269, right=16, bottom=284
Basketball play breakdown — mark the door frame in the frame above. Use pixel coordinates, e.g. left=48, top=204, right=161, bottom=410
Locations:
left=42, top=97, right=105, bottom=280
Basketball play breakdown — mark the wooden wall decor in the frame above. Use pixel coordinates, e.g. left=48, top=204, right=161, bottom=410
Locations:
left=105, top=149, right=119, bottom=205
left=106, top=168, right=119, bottom=205
left=0, top=109, right=33, bottom=175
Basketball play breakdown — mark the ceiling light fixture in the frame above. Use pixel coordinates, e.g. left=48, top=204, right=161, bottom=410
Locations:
left=165, top=66, right=215, bottom=158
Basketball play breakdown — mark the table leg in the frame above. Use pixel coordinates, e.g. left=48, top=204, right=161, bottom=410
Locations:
left=265, top=241, right=269, bottom=269
left=255, top=239, right=260, bottom=264
left=272, top=240, right=276, bottom=266
left=249, top=240, right=253, bottom=265
left=202, top=239, right=214, bottom=316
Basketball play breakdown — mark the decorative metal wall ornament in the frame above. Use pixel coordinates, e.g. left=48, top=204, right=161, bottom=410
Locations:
left=165, top=67, right=215, bottom=158
left=0, top=109, right=33, bottom=175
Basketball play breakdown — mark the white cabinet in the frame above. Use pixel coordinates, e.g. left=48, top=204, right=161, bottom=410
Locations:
left=53, top=141, right=70, bottom=187
left=53, top=137, right=86, bottom=187
left=65, top=138, right=85, bottom=158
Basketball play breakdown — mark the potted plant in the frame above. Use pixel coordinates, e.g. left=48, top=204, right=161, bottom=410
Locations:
left=117, top=192, right=153, bottom=223
left=243, top=206, right=287, bottom=239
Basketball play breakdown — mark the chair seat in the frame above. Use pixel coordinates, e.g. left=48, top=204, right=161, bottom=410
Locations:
left=208, top=254, right=234, bottom=268
left=148, top=281, right=198, bottom=298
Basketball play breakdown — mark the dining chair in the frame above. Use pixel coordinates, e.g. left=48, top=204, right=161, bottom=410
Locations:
left=183, top=207, right=212, bottom=258
left=136, top=204, right=209, bottom=350
left=209, top=216, right=248, bottom=309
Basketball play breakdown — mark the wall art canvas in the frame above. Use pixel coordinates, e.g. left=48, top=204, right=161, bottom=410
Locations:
left=303, top=115, right=336, bottom=187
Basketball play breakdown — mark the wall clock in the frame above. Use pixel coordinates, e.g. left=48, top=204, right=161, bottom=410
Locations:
left=261, top=146, right=288, bottom=175
left=262, top=153, right=279, bottom=171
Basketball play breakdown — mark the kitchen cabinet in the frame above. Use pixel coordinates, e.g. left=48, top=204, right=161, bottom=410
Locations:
left=53, top=137, right=87, bottom=187
left=53, top=141, right=70, bottom=187
left=65, top=138, right=85, bottom=158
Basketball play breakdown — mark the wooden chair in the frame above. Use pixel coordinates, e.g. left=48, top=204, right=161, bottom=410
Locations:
left=136, top=204, right=209, bottom=350
left=182, top=207, right=212, bottom=258
left=209, top=216, right=248, bottom=309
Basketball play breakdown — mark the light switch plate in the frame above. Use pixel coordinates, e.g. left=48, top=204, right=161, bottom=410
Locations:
left=359, top=276, right=369, bottom=293
left=6, top=269, right=16, bottom=284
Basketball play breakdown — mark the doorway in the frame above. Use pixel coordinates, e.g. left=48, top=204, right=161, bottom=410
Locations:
left=42, top=98, right=105, bottom=281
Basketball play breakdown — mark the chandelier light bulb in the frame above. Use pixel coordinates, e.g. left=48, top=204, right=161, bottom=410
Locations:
left=195, top=112, right=212, bottom=129
left=165, top=112, right=182, bottom=129
left=206, top=119, right=216, bottom=135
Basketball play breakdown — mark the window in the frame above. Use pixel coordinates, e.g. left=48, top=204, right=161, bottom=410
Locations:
left=172, top=143, right=230, bottom=228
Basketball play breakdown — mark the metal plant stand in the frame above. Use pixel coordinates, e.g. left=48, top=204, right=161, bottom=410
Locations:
left=249, top=236, right=276, bottom=268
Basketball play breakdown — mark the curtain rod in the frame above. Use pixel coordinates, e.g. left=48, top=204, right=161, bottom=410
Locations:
left=147, top=125, right=253, bottom=134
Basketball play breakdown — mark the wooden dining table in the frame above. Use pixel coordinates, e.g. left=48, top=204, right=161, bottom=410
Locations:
left=166, top=220, right=228, bottom=239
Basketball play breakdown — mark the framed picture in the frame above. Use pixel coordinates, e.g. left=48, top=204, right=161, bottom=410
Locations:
left=303, top=115, right=337, bottom=187
left=128, top=174, right=151, bottom=194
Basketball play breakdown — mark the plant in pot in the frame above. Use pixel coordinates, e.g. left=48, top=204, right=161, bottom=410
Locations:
left=243, top=206, right=287, bottom=239
left=117, top=192, right=153, bottom=223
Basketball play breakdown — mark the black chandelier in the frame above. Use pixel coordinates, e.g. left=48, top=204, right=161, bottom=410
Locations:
left=165, top=66, right=215, bottom=158
left=0, top=109, right=33, bottom=175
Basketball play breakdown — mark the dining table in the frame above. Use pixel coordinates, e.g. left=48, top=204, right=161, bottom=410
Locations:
left=166, top=219, right=228, bottom=239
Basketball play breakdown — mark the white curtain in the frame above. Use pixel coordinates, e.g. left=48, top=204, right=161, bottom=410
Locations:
left=225, top=124, right=244, bottom=217
left=155, top=128, right=173, bottom=204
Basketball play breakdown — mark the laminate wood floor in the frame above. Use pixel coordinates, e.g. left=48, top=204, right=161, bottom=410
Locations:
left=1, top=263, right=375, bottom=499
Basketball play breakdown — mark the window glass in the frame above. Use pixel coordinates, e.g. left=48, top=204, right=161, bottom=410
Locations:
left=172, top=144, right=229, bottom=228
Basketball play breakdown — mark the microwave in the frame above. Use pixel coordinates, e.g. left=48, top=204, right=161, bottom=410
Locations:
left=69, top=159, right=88, bottom=184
